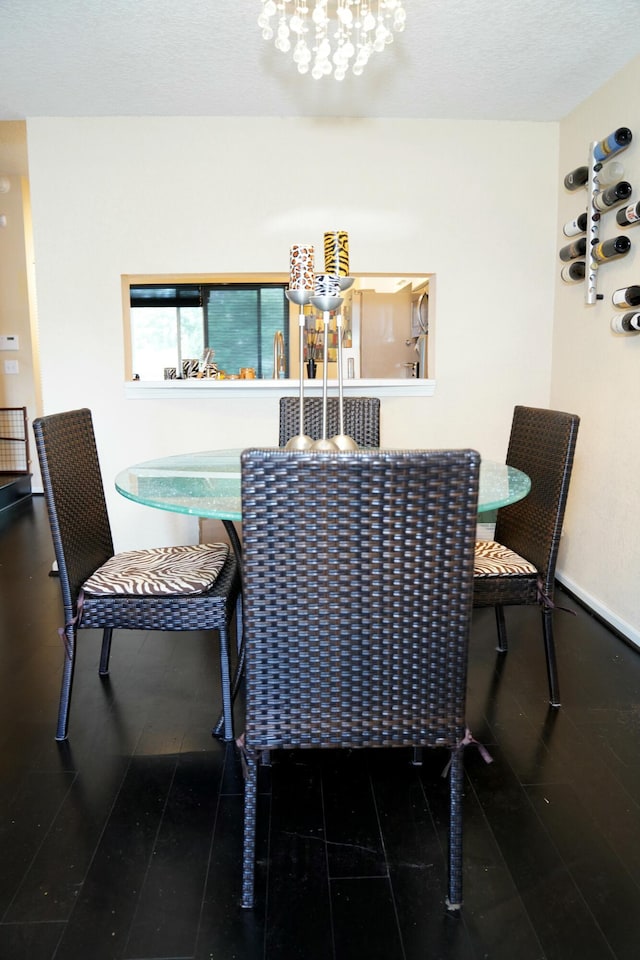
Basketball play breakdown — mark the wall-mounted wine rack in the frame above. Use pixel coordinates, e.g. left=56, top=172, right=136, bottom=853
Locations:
left=585, top=145, right=601, bottom=305
left=560, top=126, right=633, bottom=306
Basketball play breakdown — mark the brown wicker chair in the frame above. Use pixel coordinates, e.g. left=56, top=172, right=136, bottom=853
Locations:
left=473, top=406, right=580, bottom=707
left=278, top=396, right=380, bottom=447
left=239, top=447, right=481, bottom=911
left=33, top=408, right=241, bottom=742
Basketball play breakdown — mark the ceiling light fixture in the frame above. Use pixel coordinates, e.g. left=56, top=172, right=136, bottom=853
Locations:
left=258, top=1, right=406, bottom=81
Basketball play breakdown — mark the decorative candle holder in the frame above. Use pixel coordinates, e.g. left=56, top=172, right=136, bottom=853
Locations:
left=286, top=239, right=356, bottom=452
left=330, top=277, right=357, bottom=449
left=324, top=231, right=350, bottom=279
left=310, top=294, right=342, bottom=451
left=285, top=288, right=314, bottom=450
left=331, top=307, right=358, bottom=451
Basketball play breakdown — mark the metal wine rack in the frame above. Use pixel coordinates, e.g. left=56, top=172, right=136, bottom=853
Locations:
left=561, top=127, right=633, bottom=305
left=585, top=141, right=601, bottom=305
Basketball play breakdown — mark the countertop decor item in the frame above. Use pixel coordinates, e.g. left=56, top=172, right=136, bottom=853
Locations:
left=305, top=326, right=321, bottom=363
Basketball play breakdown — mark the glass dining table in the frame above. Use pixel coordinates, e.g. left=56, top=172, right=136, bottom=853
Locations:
left=115, top=447, right=531, bottom=528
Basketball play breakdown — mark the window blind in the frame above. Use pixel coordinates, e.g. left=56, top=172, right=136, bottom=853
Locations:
left=204, top=284, right=288, bottom=378
left=130, top=285, right=202, bottom=308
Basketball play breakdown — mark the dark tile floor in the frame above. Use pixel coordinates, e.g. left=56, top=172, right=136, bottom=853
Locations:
left=1, top=495, right=639, bottom=959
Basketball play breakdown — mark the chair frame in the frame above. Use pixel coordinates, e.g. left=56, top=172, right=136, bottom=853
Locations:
left=278, top=395, right=380, bottom=447
left=473, top=405, right=580, bottom=706
left=33, top=408, right=241, bottom=742
left=239, top=447, right=480, bottom=911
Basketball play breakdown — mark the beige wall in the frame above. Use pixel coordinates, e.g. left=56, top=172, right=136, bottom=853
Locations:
left=2, top=68, right=638, bottom=645
left=24, top=116, right=558, bottom=546
left=15, top=105, right=640, bottom=642
left=552, top=56, right=640, bottom=642
left=7, top=96, right=639, bottom=642
left=0, top=121, right=28, bottom=176
left=0, top=176, right=31, bottom=408
left=0, top=122, right=40, bottom=482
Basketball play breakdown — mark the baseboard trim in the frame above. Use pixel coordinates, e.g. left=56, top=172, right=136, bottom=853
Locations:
left=556, top=570, right=640, bottom=652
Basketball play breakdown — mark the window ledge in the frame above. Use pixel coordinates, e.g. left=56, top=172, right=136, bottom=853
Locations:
left=124, top=378, right=436, bottom=399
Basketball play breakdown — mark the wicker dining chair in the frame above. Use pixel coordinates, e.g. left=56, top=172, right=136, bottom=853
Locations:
left=278, top=396, right=380, bottom=447
left=239, top=447, right=481, bottom=912
left=33, top=408, right=241, bottom=742
left=473, top=405, right=580, bottom=707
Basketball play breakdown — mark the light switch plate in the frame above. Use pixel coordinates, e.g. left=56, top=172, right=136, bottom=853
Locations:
left=0, top=335, right=19, bottom=350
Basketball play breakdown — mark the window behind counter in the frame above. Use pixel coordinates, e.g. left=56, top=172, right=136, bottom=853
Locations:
left=129, top=281, right=288, bottom=380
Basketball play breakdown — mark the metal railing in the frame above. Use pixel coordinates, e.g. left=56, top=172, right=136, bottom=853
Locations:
left=0, top=407, right=30, bottom=474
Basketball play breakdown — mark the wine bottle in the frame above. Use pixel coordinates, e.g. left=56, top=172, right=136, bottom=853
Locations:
left=612, top=285, right=640, bottom=307
left=563, top=166, right=589, bottom=190
left=595, top=160, right=624, bottom=185
left=611, top=312, right=640, bottom=333
left=559, top=237, right=587, bottom=261
left=561, top=261, right=586, bottom=283
left=591, top=235, right=631, bottom=262
left=593, top=127, right=632, bottom=162
left=616, top=201, right=640, bottom=227
left=562, top=212, right=588, bottom=237
left=593, top=181, right=632, bottom=211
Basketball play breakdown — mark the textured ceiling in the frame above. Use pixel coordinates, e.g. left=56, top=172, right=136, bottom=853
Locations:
left=2, top=0, right=640, bottom=122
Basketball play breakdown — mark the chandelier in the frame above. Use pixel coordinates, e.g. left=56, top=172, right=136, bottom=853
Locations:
left=258, top=1, right=407, bottom=81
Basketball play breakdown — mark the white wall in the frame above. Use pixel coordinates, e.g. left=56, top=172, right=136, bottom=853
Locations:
left=553, top=57, right=640, bottom=643
left=25, top=116, right=558, bottom=550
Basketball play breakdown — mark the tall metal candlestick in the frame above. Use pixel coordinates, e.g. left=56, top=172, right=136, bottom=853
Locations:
left=309, top=294, right=342, bottom=451
left=331, top=277, right=357, bottom=450
left=284, top=289, right=313, bottom=450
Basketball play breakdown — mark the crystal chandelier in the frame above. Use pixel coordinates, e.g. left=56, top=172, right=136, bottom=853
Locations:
left=258, top=1, right=407, bottom=81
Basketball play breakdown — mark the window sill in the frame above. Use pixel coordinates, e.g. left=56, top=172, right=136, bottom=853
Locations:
left=124, top=378, right=436, bottom=399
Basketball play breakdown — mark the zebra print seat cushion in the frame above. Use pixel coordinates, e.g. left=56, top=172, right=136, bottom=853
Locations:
left=474, top=540, right=538, bottom=578
left=82, top=543, right=230, bottom=596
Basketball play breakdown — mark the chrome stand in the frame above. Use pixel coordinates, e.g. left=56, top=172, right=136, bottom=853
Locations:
left=284, top=289, right=314, bottom=450
left=331, top=277, right=357, bottom=450
left=309, top=294, right=342, bottom=450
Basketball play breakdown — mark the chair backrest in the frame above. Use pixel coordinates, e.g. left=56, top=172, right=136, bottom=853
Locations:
left=278, top=396, right=380, bottom=447
left=33, top=408, right=114, bottom=617
left=241, top=448, right=480, bottom=752
left=495, top=405, right=580, bottom=593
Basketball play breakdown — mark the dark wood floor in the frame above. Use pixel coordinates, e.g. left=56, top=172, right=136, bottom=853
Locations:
left=1, top=496, right=639, bottom=960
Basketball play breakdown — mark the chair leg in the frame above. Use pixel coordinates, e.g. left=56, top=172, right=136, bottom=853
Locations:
left=98, top=627, right=113, bottom=676
left=55, top=626, right=76, bottom=741
left=542, top=608, right=561, bottom=708
left=237, top=594, right=243, bottom=655
left=241, top=748, right=258, bottom=909
left=213, top=596, right=244, bottom=741
left=446, top=745, right=464, bottom=913
left=215, top=625, right=234, bottom=742
left=232, top=593, right=245, bottom=690
left=495, top=604, right=508, bottom=653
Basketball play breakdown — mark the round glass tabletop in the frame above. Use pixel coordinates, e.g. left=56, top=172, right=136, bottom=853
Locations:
left=115, top=448, right=530, bottom=522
